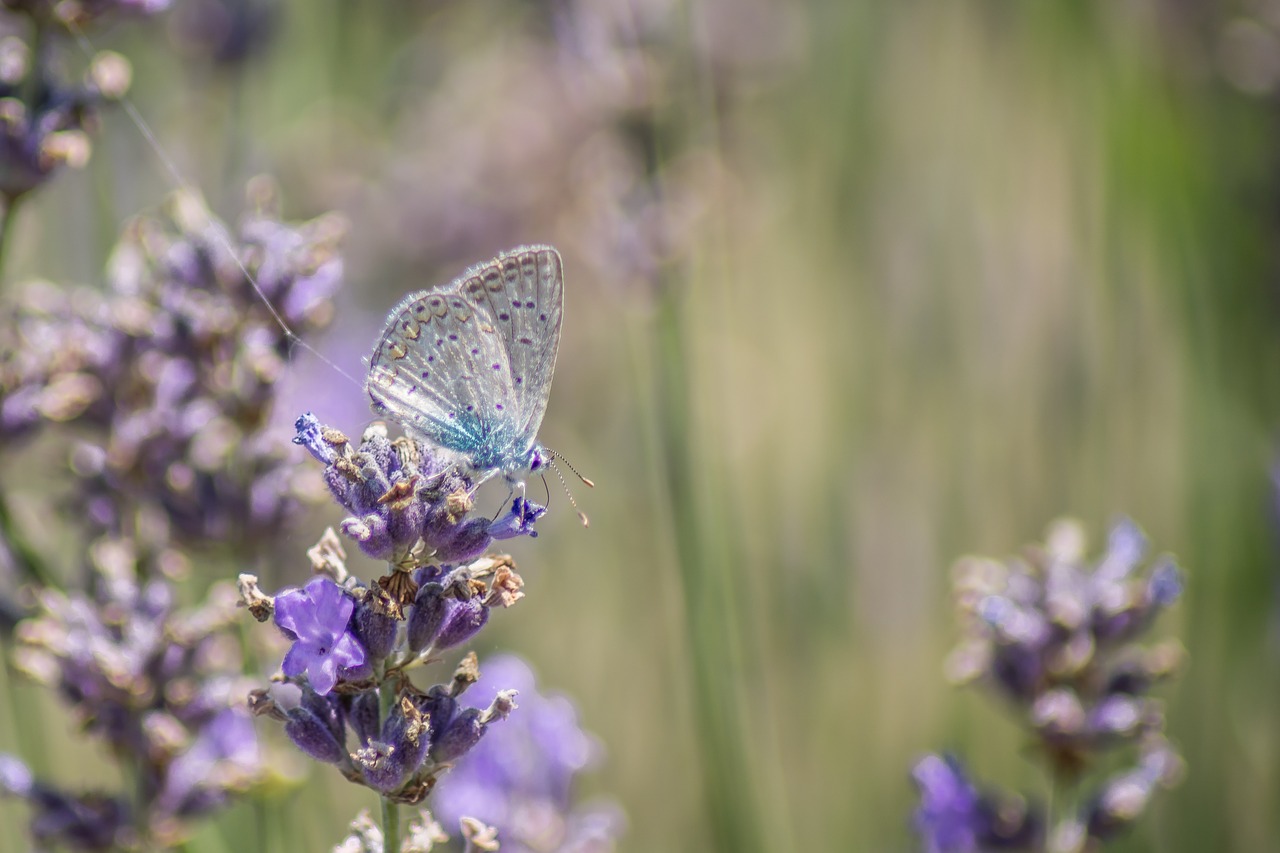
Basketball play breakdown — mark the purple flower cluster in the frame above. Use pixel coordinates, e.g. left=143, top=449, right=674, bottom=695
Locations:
left=913, top=518, right=1186, bottom=851
left=0, top=187, right=344, bottom=547
left=7, top=551, right=262, bottom=847
left=433, top=655, right=625, bottom=853
left=242, top=511, right=533, bottom=800
left=0, top=185, right=346, bottom=848
left=252, top=634, right=519, bottom=804
left=293, top=414, right=543, bottom=599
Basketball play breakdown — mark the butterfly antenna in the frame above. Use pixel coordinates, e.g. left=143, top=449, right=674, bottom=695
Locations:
left=547, top=459, right=590, bottom=527
left=549, top=448, right=595, bottom=489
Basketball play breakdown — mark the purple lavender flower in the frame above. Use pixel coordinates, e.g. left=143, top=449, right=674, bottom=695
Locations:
left=0, top=24, right=134, bottom=202
left=9, top=563, right=265, bottom=845
left=1084, top=737, right=1184, bottom=843
left=293, top=415, right=543, bottom=600
left=154, top=709, right=260, bottom=818
left=0, top=753, right=131, bottom=851
left=432, top=655, right=625, bottom=853
left=924, top=517, right=1186, bottom=851
left=948, top=518, right=1185, bottom=767
left=912, top=754, right=982, bottom=852
left=0, top=188, right=344, bottom=552
left=275, top=576, right=369, bottom=695
left=247, top=543, right=531, bottom=803
left=489, top=497, right=548, bottom=541
left=911, top=754, right=1039, bottom=853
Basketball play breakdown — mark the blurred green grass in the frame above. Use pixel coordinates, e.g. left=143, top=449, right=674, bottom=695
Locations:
left=3, top=1, right=1280, bottom=851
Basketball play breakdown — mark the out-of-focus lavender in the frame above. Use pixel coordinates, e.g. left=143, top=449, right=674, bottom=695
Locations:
left=912, top=518, right=1186, bottom=852
left=166, top=0, right=278, bottom=69
left=0, top=182, right=347, bottom=848
left=315, top=0, right=802, bottom=299
left=911, top=754, right=1039, bottom=853
left=0, top=0, right=165, bottom=210
left=2, top=553, right=264, bottom=847
left=432, top=655, right=624, bottom=853
left=0, top=185, right=344, bottom=550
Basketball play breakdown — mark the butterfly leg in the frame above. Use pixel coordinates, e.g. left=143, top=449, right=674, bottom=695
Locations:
left=492, top=481, right=515, bottom=522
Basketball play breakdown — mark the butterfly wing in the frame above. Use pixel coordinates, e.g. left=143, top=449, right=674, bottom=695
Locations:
left=451, top=246, right=563, bottom=447
left=367, top=287, right=522, bottom=473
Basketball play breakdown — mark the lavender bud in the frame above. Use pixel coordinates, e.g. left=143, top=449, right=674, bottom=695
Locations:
left=1031, top=688, right=1086, bottom=738
left=0, top=753, right=34, bottom=797
left=430, top=517, right=495, bottom=565
left=1087, top=694, right=1146, bottom=740
left=417, top=686, right=458, bottom=747
left=1084, top=744, right=1183, bottom=841
left=341, top=513, right=394, bottom=560
left=285, top=706, right=345, bottom=765
left=430, top=707, right=485, bottom=763
left=298, top=687, right=346, bottom=749
left=482, top=689, right=518, bottom=724
left=460, top=817, right=500, bottom=851
left=406, top=583, right=448, bottom=652
left=434, top=597, right=489, bottom=652
left=1146, top=559, right=1182, bottom=608
left=381, top=698, right=430, bottom=781
left=236, top=573, right=273, bottom=622
left=292, top=412, right=338, bottom=464
left=344, top=690, right=381, bottom=746
left=351, top=598, right=398, bottom=661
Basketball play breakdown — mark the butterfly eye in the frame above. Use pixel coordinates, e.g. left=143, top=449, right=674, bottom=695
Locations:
left=529, top=449, right=543, bottom=471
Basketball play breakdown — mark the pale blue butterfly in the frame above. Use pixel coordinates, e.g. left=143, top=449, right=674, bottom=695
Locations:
left=366, top=245, right=572, bottom=494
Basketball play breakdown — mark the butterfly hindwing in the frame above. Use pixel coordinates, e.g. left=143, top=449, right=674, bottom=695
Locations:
left=454, top=246, right=563, bottom=447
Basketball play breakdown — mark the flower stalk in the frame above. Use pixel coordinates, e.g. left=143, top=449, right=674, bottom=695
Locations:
left=380, top=675, right=402, bottom=853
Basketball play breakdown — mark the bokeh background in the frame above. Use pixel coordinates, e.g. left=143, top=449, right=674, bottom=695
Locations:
left=2, top=0, right=1280, bottom=850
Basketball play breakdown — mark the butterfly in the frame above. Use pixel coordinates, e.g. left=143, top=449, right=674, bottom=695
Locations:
left=366, top=245, right=568, bottom=491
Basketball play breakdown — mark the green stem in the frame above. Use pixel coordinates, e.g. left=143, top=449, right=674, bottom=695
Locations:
left=1045, top=773, right=1056, bottom=848
left=0, top=194, right=22, bottom=281
left=0, top=485, right=55, bottom=590
left=379, top=677, right=401, bottom=853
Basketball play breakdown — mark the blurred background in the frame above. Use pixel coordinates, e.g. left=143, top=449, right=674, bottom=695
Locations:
left=2, top=0, right=1279, bottom=850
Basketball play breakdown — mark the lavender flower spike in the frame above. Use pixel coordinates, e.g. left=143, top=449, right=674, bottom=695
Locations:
left=911, top=755, right=982, bottom=853
left=276, top=577, right=367, bottom=695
